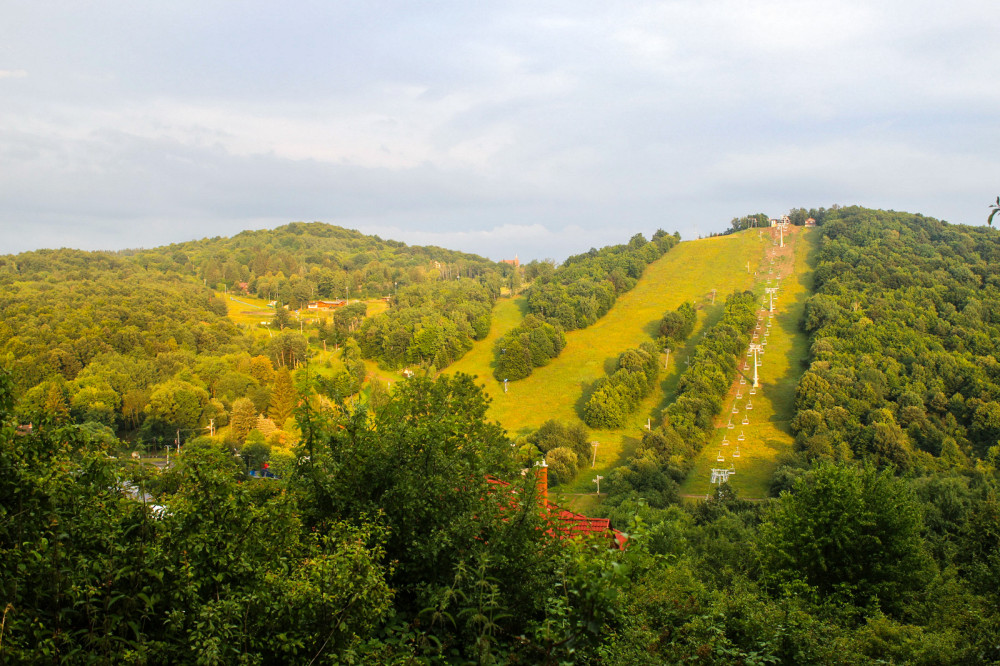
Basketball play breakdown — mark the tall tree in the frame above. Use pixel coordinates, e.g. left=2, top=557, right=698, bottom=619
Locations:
left=230, top=397, right=258, bottom=444
left=269, top=367, right=297, bottom=427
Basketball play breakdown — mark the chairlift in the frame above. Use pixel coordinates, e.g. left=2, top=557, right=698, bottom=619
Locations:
left=736, top=391, right=743, bottom=399
left=746, top=401, right=753, bottom=410
left=733, top=448, right=741, bottom=458
left=717, top=451, right=725, bottom=462
left=749, top=387, right=756, bottom=395
left=727, top=421, right=735, bottom=430
left=738, top=431, right=745, bottom=441
left=732, top=404, right=739, bottom=414
left=742, top=415, right=749, bottom=425
left=739, top=376, right=746, bottom=385
left=722, top=436, right=730, bottom=445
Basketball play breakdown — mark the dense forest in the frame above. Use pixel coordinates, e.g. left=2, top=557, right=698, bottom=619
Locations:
left=4, top=209, right=1000, bottom=663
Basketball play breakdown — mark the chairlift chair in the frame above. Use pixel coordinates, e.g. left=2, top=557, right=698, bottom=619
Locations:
left=736, top=391, right=743, bottom=399
left=717, top=451, right=725, bottom=462
left=738, top=431, right=745, bottom=441
left=742, top=415, right=749, bottom=425
left=740, top=376, right=746, bottom=385
left=732, top=404, right=739, bottom=414
left=733, top=448, right=741, bottom=458
left=722, top=436, right=730, bottom=445
left=746, top=401, right=753, bottom=410
left=749, top=387, right=756, bottom=395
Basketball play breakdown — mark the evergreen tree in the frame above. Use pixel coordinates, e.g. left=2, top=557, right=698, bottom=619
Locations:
left=230, top=397, right=258, bottom=443
left=269, top=367, right=297, bottom=427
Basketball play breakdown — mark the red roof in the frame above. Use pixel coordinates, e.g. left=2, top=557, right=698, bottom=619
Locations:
left=486, top=475, right=627, bottom=549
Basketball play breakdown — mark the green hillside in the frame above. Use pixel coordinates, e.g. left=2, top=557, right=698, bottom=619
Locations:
left=447, top=227, right=807, bottom=503
left=680, top=225, right=813, bottom=498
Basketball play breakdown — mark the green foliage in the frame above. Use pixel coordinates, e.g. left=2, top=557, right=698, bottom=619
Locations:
left=359, top=278, right=496, bottom=370
left=268, top=365, right=297, bottom=426
left=657, top=300, right=697, bottom=343
left=793, top=207, right=1000, bottom=464
left=757, top=462, right=931, bottom=612
left=584, top=342, right=660, bottom=429
left=602, top=291, right=755, bottom=505
left=524, top=231, right=678, bottom=332
left=492, top=314, right=565, bottom=381
left=528, top=419, right=591, bottom=461
left=546, top=447, right=580, bottom=485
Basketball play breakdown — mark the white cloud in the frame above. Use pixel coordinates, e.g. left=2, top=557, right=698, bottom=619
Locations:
left=1, top=1, right=999, bottom=257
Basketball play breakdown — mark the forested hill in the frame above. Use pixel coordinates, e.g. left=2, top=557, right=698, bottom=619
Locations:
left=128, top=221, right=501, bottom=307
left=785, top=206, right=1000, bottom=474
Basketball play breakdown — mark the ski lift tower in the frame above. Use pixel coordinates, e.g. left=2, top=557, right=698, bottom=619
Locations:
left=765, top=287, right=778, bottom=313
left=710, top=467, right=735, bottom=484
left=748, top=343, right=763, bottom=388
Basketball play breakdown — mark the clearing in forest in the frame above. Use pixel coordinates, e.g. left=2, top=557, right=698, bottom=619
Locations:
left=447, top=230, right=769, bottom=499
left=679, top=225, right=814, bottom=499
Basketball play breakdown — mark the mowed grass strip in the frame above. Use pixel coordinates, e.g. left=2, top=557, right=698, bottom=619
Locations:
left=679, top=226, right=815, bottom=499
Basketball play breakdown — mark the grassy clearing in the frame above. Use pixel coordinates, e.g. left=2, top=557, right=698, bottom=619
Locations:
left=440, top=232, right=768, bottom=506
left=218, top=292, right=274, bottom=330
left=679, top=226, right=814, bottom=499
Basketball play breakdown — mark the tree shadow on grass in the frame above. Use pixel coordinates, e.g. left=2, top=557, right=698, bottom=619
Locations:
left=642, top=317, right=661, bottom=339
left=575, top=378, right=599, bottom=421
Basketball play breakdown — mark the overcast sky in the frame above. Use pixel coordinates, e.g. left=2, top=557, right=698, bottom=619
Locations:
left=1, top=1, right=998, bottom=262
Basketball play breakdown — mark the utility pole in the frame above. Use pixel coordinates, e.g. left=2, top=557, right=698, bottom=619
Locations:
left=591, top=442, right=599, bottom=468
left=664, top=347, right=671, bottom=370
left=766, top=287, right=778, bottom=313
left=593, top=475, right=604, bottom=495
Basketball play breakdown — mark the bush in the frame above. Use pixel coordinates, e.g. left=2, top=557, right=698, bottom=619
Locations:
left=546, top=447, right=579, bottom=486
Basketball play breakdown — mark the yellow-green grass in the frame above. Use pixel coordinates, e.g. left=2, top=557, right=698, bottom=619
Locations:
left=445, top=296, right=529, bottom=382
left=679, top=227, right=815, bottom=499
left=441, top=231, right=769, bottom=505
left=218, top=292, right=275, bottom=329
